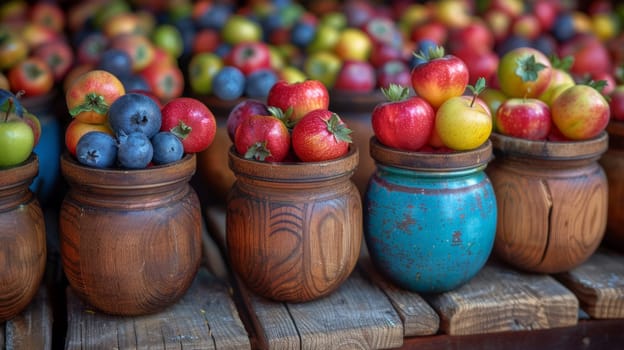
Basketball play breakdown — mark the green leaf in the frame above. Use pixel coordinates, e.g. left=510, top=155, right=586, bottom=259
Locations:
left=170, top=119, right=192, bottom=139
left=68, top=92, right=110, bottom=117
left=325, top=113, right=352, bottom=144
left=380, top=84, right=410, bottom=102
left=244, top=141, right=272, bottom=161
left=548, top=54, right=574, bottom=71
left=515, top=54, right=547, bottom=82
left=466, top=77, right=487, bottom=108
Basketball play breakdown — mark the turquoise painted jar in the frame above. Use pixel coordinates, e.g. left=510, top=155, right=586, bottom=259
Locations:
left=364, top=138, right=497, bottom=293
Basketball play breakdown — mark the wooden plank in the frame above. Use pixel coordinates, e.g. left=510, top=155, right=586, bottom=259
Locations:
left=555, top=249, right=624, bottom=319
left=425, top=262, right=579, bottom=335
left=3, top=285, right=53, bottom=350
left=359, top=256, right=440, bottom=337
left=65, top=268, right=250, bottom=350
left=206, top=205, right=404, bottom=349
left=400, top=318, right=624, bottom=350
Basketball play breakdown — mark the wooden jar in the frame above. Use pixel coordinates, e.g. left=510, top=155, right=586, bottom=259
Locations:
left=329, top=90, right=386, bottom=196
left=0, top=155, right=46, bottom=322
left=598, top=122, right=624, bottom=251
left=59, top=153, right=202, bottom=316
left=487, top=132, right=608, bottom=273
left=226, top=146, right=362, bottom=302
left=365, top=138, right=497, bottom=293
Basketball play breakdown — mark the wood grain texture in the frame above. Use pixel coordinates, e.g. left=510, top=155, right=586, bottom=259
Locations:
left=65, top=268, right=250, bottom=350
left=227, top=147, right=362, bottom=303
left=359, top=255, right=440, bottom=337
left=599, top=122, right=624, bottom=251
left=0, top=155, right=47, bottom=322
left=556, top=249, right=624, bottom=319
left=425, top=262, right=579, bottom=335
left=59, top=153, right=203, bottom=316
left=487, top=132, right=608, bottom=273
left=2, top=285, right=52, bottom=350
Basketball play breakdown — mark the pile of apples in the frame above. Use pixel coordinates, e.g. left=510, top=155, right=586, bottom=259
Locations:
left=226, top=79, right=353, bottom=163
left=0, top=1, right=74, bottom=97
left=0, top=89, right=42, bottom=168
left=64, top=69, right=216, bottom=170
left=371, top=45, right=491, bottom=153
left=486, top=46, right=609, bottom=141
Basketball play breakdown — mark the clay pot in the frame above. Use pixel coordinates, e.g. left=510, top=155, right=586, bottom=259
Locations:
left=598, top=122, right=624, bottom=251
left=365, top=138, right=497, bottom=293
left=226, top=146, right=362, bottom=302
left=329, top=90, right=386, bottom=197
left=487, top=132, right=608, bottom=273
left=0, top=155, right=46, bottom=322
left=59, top=153, right=202, bottom=316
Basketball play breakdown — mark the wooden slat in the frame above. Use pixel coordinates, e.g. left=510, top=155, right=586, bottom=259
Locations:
left=65, top=268, right=250, bottom=350
left=205, top=205, right=404, bottom=350
left=556, top=249, right=624, bottom=319
left=425, top=262, right=579, bottom=335
left=3, top=285, right=53, bottom=350
left=359, top=256, right=440, bottom=337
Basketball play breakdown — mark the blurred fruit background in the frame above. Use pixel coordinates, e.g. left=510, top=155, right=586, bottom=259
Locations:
left=2, top=0, right=624, bottom=205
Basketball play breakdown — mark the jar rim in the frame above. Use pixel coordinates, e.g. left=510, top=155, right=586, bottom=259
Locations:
left=490, top=131, right=608, bottom=160
left=0, top=153, right=38, bottom=187
left=228, top=145, right=359, bottom=182
left=369, top=137, right=493, bottom=172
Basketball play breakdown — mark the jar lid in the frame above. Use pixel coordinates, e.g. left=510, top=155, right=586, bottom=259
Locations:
left=369, top=137, right=493, bottom=172
left=490, top=131, right=608, bottom=160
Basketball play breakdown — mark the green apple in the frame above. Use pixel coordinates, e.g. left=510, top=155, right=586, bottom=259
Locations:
left=306, top=24, right=340, bottom=54
left=319, top=12, right=347, bottom=30
left=0, top=113, right=34, bottom=168
left=278, top=66, right=307, bottom=84
left=187, top=53, right=223, bottom=95
left=303, top=51, right=341, bottom=89
left=221, top=15, right=262, bottom=45
left=151, top=23, right=184, bottom=59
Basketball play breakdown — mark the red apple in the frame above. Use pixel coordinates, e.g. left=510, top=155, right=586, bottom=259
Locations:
left=497, top=47, right=552, bottom=98
left=452, top=47, right=499, bottom=86
left=371, top=84, right=435, bottom=151
left=65, top=69, right=126, bottom=124
left=333, top=60, right=376, bottom=93
left=376, top=60, right=411, bottom=89
left=410, top=21, right=448, bottom=46
left=29, top=1, right=65, bottom=33
left=411, top=46, right=469, bottom=108
left=139, top=61, right=184, bottom=103
left=226, top=41, right=272, bottom=76
left=557, top=34, right=612, bottom=79
left=160, top=97, right=217, bottom=153
left=369, top=42, right=404, bottom=68
left=32, top=39, right=74, bottom=82
left=511, top=14, right=542, bottom=40
left=495, top=98, right=551, bottom=140
left=610, top=85, right=624, bottom=121
left=266, top=79, right=330, bottom=124
left=447, top=20, right=495, bottom=54
left=532, top=0, right=559, bottom=31
left=551, top=84, right=610, bottom=140
left=226, top=99, right=270, bottom=142
left=75, top=32, right=108, bottom=65
left=7, top=57, right=54, bottom=97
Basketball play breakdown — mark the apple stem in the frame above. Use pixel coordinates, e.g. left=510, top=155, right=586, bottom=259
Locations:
left=3, top=98, right=13, bottom=122
left=467, top=77, right=487, bottom=108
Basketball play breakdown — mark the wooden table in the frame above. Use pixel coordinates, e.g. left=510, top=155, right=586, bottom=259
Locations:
left=0, top=285, right=53, bottom=350
left=57, top=205, right=624, bottom=349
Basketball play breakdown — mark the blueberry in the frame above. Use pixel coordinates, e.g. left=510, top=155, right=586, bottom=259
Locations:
left=552, top=12, right=576, bottom=42
left=244, top=69, right=278, bottom=99
left=290, top=22, right=316, bottom=48
left=195, top=3, right=233, bottom=30
left=108, top=92, right=162, bottom=138
left=75, top=131, right=117, bottom=169
left=212, top=66, right=246, bottom=101
left=117, top=132, right=153, bottom=169
left=151, top=131, right=184, bottom=165
left=96, top=49, right=133, bottom=77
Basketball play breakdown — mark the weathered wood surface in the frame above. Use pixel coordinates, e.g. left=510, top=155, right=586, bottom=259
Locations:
left=206, top=205, right=404, bottom=349
left=425, top=262, right=579, bottom=335
left=358, top=255, right=440, bottom=337
left=65, top=267, right=250, bottom=350
left=556, top=249, right=624, bottom=319
left=1, top=285, right=53, bottom=350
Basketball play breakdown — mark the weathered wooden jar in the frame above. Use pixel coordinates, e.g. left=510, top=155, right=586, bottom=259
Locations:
left=364, top=138, right=497, bottom=293
left=192, top=95, right=245, bottom=205
left=59, top=153, right=202, bottom=316
left=226, top=146, right=362, bottom=302
left=487, top=132, right=608, bottom=273
left=597, top=122, right=624, bottom=251
left=0, top=155, right=46, bottom=322
left=329, top=90, right=386, bottom=196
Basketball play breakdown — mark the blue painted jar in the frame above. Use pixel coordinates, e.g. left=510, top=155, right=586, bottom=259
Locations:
left=364, top=138, right=497, bottom=293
